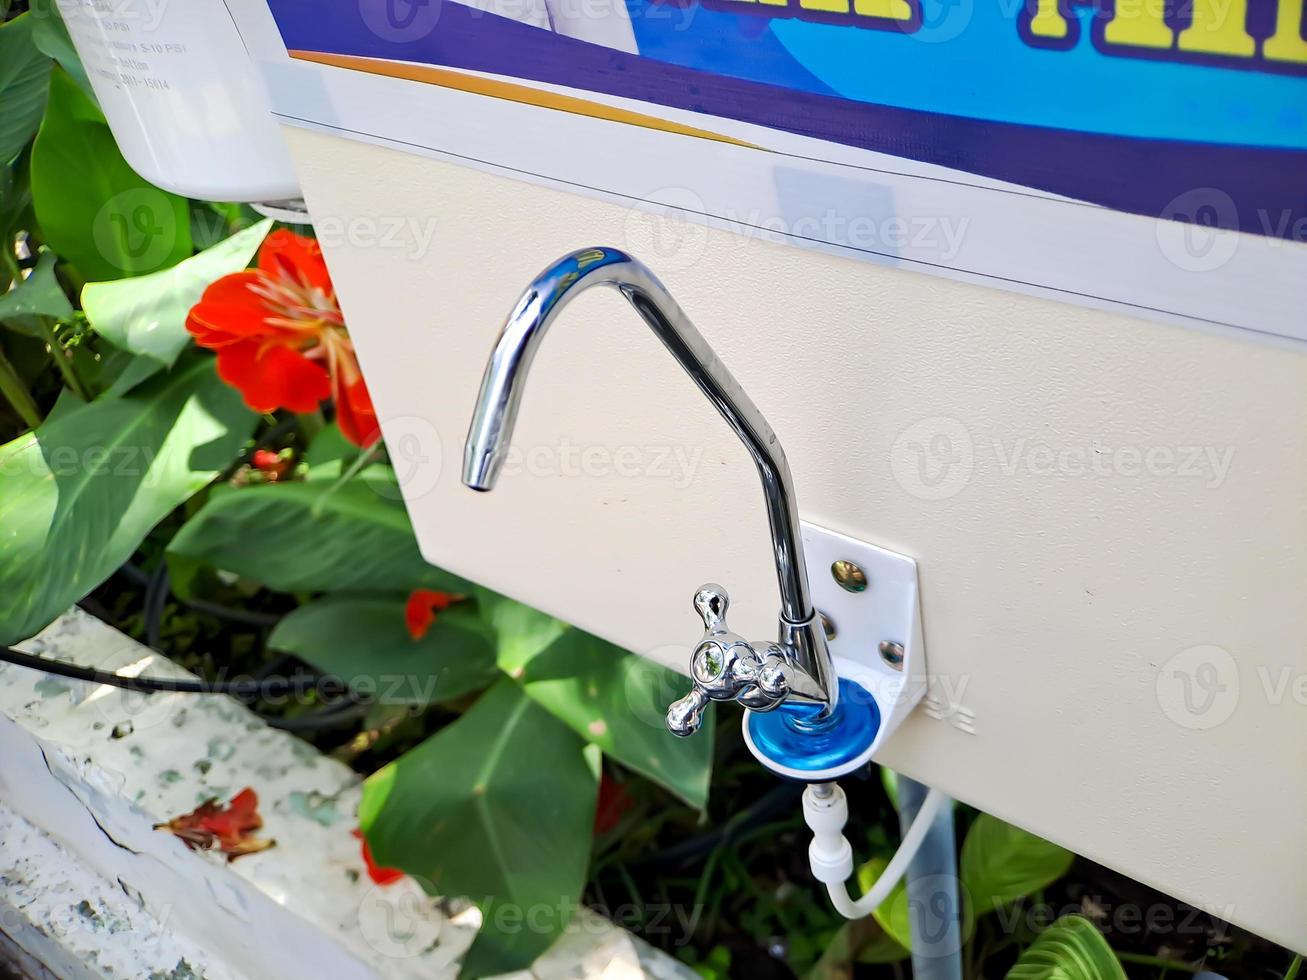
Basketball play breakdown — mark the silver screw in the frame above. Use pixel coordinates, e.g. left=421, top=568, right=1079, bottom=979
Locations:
left=819, top=612, right=836, bottom=641
left=878, top=640, right=905, bottom=670
left=831, top=559, right=868, bottom=593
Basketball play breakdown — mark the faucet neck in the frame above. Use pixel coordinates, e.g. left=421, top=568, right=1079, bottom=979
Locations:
left=462, top=247, right=834, bottom=703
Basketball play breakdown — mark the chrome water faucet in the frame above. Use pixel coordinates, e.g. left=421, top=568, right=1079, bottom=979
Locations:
left=461, top=247, right=838, bottom=736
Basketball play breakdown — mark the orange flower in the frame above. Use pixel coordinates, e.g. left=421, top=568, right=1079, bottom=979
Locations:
left=186, top=229, right=379, bottom=447
left=404, top=589, right=457, bottom=640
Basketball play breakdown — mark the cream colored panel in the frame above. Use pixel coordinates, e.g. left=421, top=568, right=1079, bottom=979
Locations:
left=284, top=126, right=1307, bottom=953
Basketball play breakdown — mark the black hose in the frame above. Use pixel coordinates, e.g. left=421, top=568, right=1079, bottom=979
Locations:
left=0, top=645, right=345, bottom=698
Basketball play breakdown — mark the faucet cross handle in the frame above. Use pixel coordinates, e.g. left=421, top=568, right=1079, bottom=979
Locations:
left=665, top=584, right=792, bottom=737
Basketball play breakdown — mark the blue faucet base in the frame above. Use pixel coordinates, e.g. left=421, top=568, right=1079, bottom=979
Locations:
left=746, top=677, right=880, bottom=776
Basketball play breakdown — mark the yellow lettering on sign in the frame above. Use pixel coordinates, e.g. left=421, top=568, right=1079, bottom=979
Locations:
left=853, top=0, right=913, bottom=19
left=1264, top=0, right=1307, bottom=63
left=1027, top=0, right=1070, bottom=39
left=1104, top=0, right=1173, bottom=48
left=800, top=0, right=852, bottom=13
left=1178, top=0, right=1255, bottom=55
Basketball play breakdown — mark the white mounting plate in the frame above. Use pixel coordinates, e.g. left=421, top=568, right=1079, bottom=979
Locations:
left=742, top=521, right=926, bottom=780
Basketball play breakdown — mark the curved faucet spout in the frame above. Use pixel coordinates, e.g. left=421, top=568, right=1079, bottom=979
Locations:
left=462, top=247, right=836, bottom=711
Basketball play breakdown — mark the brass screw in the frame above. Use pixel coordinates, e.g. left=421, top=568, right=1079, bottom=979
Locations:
left=878, top=641, right=905, bottom=670
left=820, top=613, right=836, bottom=641
left=831, top=559, right=868, bottom=594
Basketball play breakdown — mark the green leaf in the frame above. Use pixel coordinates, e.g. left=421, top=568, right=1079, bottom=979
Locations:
left=0, top=353, right=256, bottom=645
left=31, top=70, right=191, bottom=281
left=0, top=15, right=51, bottom=166
left=27, top=0, right=94, bottom=103
left=1005, top=916, right=1125, bottom=980
left=269, top=597, right=498, bottom=705
left=81, top=218, right=271, bottom=369
left=360, top=679, right=599, bottom=979
left=0, top=250, right=71, bottom=330
left=961, top=813, right=1074, bottom=916
left=806, top=917, right=908, bottom=980
left=855, top=855, right=913, bottom=951
left=880, top=767, right=899, bottom=809
left=168, top=475, right=470, bottom=595
left=0, top=157, right=31, bottom=247
left=303, top=421, right=356, bottom=481
left=512, top=625, right=714, bottom=809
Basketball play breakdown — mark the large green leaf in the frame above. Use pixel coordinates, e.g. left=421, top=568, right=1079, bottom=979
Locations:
left=168, top=475, right=470, bottom=595
left=82, top=219, right=271, bottom=369
left=0, top=353, right=256, bottom=645
left=360, top=679, right=599, bottom=979
left=1005, top=916, right=1125, bottom=980
left=27, top=0, right=93, bottom=103
left=269, top=597, right=498, bottom=705
left=960, top=813, right=1074, bottom=916
left=0, top=15, right=51, bottom=166
left=513, top=626, right=713, bottom=809
left=474, top=587, right=712, bottom=807
left=0, top=250, right=71, bottom=330
left=31, top=70, right=191, bottom=281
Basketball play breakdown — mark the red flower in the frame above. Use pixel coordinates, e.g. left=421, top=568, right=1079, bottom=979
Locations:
left=404, top=589, right=457, bottom=640
left=155, top=787, right=275, bottom=861
left=186, top=229, right=379, bottom=447
left=353, top=828, right=404, bottom=886
left=593, top=774, right=633, bottom=835
left=251, top=448, right=292, bottom=481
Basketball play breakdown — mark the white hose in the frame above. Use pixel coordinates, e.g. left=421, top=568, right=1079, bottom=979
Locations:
left=803, top=781, right=949, bottom=920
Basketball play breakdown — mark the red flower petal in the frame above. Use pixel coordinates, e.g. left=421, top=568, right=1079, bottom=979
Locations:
left=352, top=829, right=404, bottom=886
left=405, top=589, right=457, bottom=640
left=334, top=375, right=380, bottom=448
left=216, top=340, right=332, bottom=414
left=594, top=775, right=633, bottom=835
left=186, top=271, right=282, bottom=348
left=259, top=229, right=333, bottom=297
left=155, top=787, right=274, bottom=861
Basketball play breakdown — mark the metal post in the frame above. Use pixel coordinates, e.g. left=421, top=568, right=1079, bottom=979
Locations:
left=896, top=774, right=963, bottom=980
